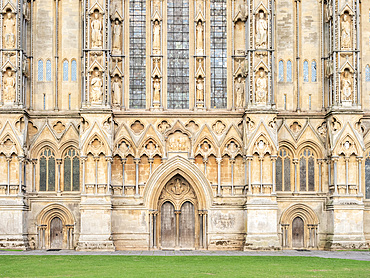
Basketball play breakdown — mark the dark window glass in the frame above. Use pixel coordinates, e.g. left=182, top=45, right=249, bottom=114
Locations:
left=308, top=157, right=315, bottom=191
left=40, top=157, right=47, bottom=191
left=39, top=148, right=55, bottom=191
left=73, top=157, right=80, bottom=191
left=167, top=0, right=189, bottom=109
left=284, top=157, right=291, bottom=191
left=276, top=157, right=282, bottom=191
left=129, top=0, right=146, bottom=109
left=365, top=158, right=370, bottom=199
left=210, top=0, right=227, bottom=108
left=300, top=157, right=306, bottom=191
left=64, top=157, right=71, bottom=191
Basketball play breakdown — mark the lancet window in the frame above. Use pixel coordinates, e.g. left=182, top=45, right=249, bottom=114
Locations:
left=39, top=148, right=56, bottom=191
left=299, top=148, right=315, bottom=191
left=63, top=60, right=69, bottom=81
left=129, top=0, right=146, bottom=109
left=365, top=154, right=370, bottom=199
left=167, top=0, right=189, bottom=109
left=311, top=61, right=317, bottom=82
left=303, top=61, right=309, bottom=82
left=63, top=148, right=80, bottom=191
left=276, top=148, right=291, bottom=191
left=278, top=60, right=284, bottom=82
left=210, top=0, right=227, bottom=108
left=365, top=65, right=370, bottom=82
left=71, top=60, right=77, bottom=82
left=46, top=60, right=52, bottom=81
left=38, top=60, right=44, bottom=81
left=287, top=60, right=292, bottom=82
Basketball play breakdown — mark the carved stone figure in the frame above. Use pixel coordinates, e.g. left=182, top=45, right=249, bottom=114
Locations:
left=90, top=71, right=102, bottom=102
left=23, top=1, right=30, bottom=21
left=256, top=70, right=267, bottom=103
left=112, top=76, right=121, bottom=105
left=326, top=0, right=332, bottom=22
left=256, top=11, right=267, bottom=48
left=196, top=21, right=204, bottom=55
left=4, top=11, right=15, bottom=49
left=341, top=14, right=351, bottom=49
left=112, top=20, right=121, bottom=54
left=91, top=12, right=102, bottom=48
left=3, top=70, right=16, bottom=103
left=196, top=78, right=204, bottom=103
left=235, top=76, right=244, bottom=108
left=153, top=78, right=161, bottom=103
left=341, top=70, right=352, bottom=102
left=153, top=20, right=161, bottom=54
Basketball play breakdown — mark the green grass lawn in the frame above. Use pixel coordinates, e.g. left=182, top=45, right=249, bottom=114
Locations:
left=0, top=256, right=369, bottom=278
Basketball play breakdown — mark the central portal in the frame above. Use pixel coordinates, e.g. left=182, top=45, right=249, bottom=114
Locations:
left=158, top=175, right=198, bottom=250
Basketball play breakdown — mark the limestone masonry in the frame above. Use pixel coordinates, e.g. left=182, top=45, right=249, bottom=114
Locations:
left=0, top=0, right=369, bottom=251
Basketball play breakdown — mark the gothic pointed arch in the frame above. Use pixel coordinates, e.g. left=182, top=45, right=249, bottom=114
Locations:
left=143, top=156, right=212, bottom=210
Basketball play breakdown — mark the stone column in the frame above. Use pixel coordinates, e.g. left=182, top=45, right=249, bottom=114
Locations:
left=81, top=156, right=87, bottom=194
left=18, top=156, right=24, bottom=195
left=247, top=155, right=252, bottom=193
left=271, top=155, right=277, bottom=194
left=175, top=210, right=181, bottom=248
left=357, top=156, right=362, bottom=194
left=345, top=156, right=349, bottom=195
left=56, top=159, right=62, bottom=193
left=32, top=159, right=37, bottom=192
left=317, top=159, right=323, bottom=192
left=231, top=158, right=235, bottom=195
left=121, top=157, right=126, bottom=196
left=333, top=156, right=339, bottom=195
left=6, top=157, right=11, bottom=195
left=106, top=156, right=113, bottom=194
left=94, top=156, right=99, bottom=194
left=293, top=158, right=298, bottom=193
left=216, top=157, right=222, bottom=196
left=134, top=158, right=140, bottom=196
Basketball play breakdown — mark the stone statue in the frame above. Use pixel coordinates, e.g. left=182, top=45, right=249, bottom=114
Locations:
left=4, top=11, right=15, bottom=49
left=341, top=14, right=351, bottom=49
left=235, top=76, right=244, bottom=108
left=341, top=70, right=352, bottom=102
left=326, top=0, right=332, bottom=21
left=256, top=11, right=267, bottom=48
left=196, top=78, right=204, bottom=103
left=256, top=70, right=267, bottom=103
left=196, top=21, right=204, bottom=55
left=91, top=12, right=102, bottom=48
left=153, top=20, right=161, bottom=54
left=112, top=20, right=121, bottom=54
left=112, top=76, right=121, bottom=105
left=23, top=1, right=30, bottom=21
left=3, top=70, right=16, bottom=102
left=153, top=78, right=161, bottom=103
left=90, top=71, right=102, bottom=102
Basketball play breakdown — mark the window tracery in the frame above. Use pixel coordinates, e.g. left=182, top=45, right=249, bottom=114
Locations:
left=276, top=148, right=291, bottom=191
left=299, top=148, right=315, bottom=191
left=211, top=0, right=227, bottom=108
left=167, top=0, right=189, bottom=109
left=129, top=0, right=146, bottom=109
left=63, top=148, right=80, bottom=191
left=39, top=148, right=56, bottom=191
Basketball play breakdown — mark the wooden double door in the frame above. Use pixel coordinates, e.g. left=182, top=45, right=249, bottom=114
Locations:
left=161, top=201, right=195, bottom=250
left=50, top=217, right=63, bottom=249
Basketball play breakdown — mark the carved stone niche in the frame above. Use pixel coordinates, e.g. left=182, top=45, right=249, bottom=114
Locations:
left=167, top=131, right=190, bottom=158
left=159, top=175, right=196, bottom=207
left=89, top=5, right=104, bottom=49
left=340, top=66, right=354, bottom=106
left=2, top=67, right=16, bottom=105
left=2, top=6, right=16, bottom=49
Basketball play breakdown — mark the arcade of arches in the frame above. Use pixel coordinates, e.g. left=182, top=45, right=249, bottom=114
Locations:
left=1, top=0, right=370, bottom=251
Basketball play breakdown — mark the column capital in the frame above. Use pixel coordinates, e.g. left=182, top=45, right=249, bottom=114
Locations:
left=216, top=157, right=222, bottom=163
left=134, top=157, right=141, bottom=164
left=121, top=157, right=127, bottom=164
left=105, top=156, right=113, bottom=163
left=56, top=158, right=63, bottom=165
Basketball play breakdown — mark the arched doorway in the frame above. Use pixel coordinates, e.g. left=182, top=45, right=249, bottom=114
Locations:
left=50, top=217, right=63, bottom=249
left=157, top=175, right=199, bottom=250
left=292, top=217, right=304, bottom=248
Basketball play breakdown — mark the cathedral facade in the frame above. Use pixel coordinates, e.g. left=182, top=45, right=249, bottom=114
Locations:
left=0, top=0, right=369, bottom=251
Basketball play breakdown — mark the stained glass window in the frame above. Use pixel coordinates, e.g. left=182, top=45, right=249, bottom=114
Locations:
left=64, top=148, right=80, bottom=191
left=129, top=0, right=146, bottom=109
left=287, top=60, right=292, bottom=82
left=365, top=156, right=370, bottom=199
left=365, top=65, right=370, bottom=82
left=311, top=61, right=317, bottom=82
left=303, top=60, right=309, bottom=82
left=210, top=0, right=227, bottom=108
left=39, top=148, right=55, bottom=191
left=167, top=0, right=189, bottom=109
left=38, top=60, right=43, bottom=81
left=276, top=148, right=291, bottom=191
left=63, top=60, right=69, bottom=81
left=71, top=60, right=77, bottom=82
left=299, top=148, right=315, bottom=191
left=46, top=60, right=52, bottom=81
